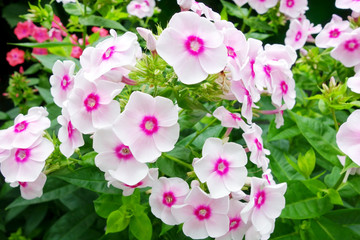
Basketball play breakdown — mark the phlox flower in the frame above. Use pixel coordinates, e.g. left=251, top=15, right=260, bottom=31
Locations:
left=270, top=70, right=296, bottom=109
left=213, top=106, right=248, bottom=130
left=335, top=0, right=360, bottom=12
left=32, top=26, right=49, bottom=43
left=136, top=27, right=157, bottom=52
left=241, top=177, right=287, bottom=236
left=279, top=0, right=308, bottom=19
left=149, top=177, right=190, bottom=225
left=50, top=60, right=76, bottom=107
left=114, top=91, right=179, bottom=163
left=127, top=0, right=155, bottom=18
left=233, top=0, right=248, bottom=7
left=67, top=73, right=122, bottom=134
left=193, top=138, right=248, bottom=198
left=91, top=27, right=109, bottom=37
left=315, top=14, right=351, bottom=48
left=336, top=109, right=360, bottom=165
left=156, top=11, right=227, bottom=84
left=14, top=20, right=35, bottom=40
left=0, top=107, right=50, bottom=149
left=52, top=15, right=67, bottom=37
left=247, top=0, right=278, bottom=14
left=285, top=19, right=310, bottom=50
left=242, top=124, right=270, bottom=171
left=71, top=46, right=83, bottom=58
left=49, top=28, right=63, bottom=41
left=6, top=48, right=25, bottom=67
left=57, top=108, right=84, bottom=158
left=9, top=173, right=47, bottom=200
left=32, top=48, right=48, bottom=55
left=330, top=28, right=360, bottom=67
left=190, top=1, right=221, bottom=21
left=93, top=127, right=148, bottom=185
left=106, top=168, right=158, bottom=196
left=172, top=186, right=230, bottom=239
left=0, top=137, right=54, bottom=183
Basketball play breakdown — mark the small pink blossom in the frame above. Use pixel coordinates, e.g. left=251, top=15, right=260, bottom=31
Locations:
left=172, top=186, right=230, bottom=239
left=9, top=173, right=47, bottom=200
left=6, top=48, right=25, bottom=67
left=279, top=0, right=308, bottom=19
left=49, top=28, right=63, bottom=41
left=330, top=28, right=360, bottom=67
left=270, top=70, right=296, bottom=109
left=193, top=138, right=248, bottom=198
left=114, top=91, right=180, bottom=163
left=285, top=19, right=310, bottom=50
left=127, top=0, right=155, bottom=18
left=14, top=20, right=35, bottom=40
left=213, top=106, right=248, bottom=130
left=32, top=48, right=48, bottom=55
left=91, top=27, right=109, bottom=37
left=32, top=26, right=49, bottom=43
left=156, top=11, right=227, bottom=84
left=336, top=0, right=360, bottom=12
left=247, top=0, right=278, bottom=14
left=149, top=177, right=190, bottom=225
left=71, top=46, right=83, bottom=59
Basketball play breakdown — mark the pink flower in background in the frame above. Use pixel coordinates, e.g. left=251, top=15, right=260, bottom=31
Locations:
left=247, top=0, right=278, bottom=14
left=279, top=0, right=308, bottom=19
left=49, top=28, right=63, bottom=41
left=52, top=15, right=67, bottom=37
left=172, top=186, right=229, bottom=239
left=32, top=26, right=49, bottom=43
left=127, top=0, right=155, bottom=18
left=213, top=106, right=248, bottom=130
left=193, top=138, right=248, bottom=198
left=270, top=70, right=296, bottom=109
left=9, top=173, right=47, bottom=200
left=241, top=178, right=287, bottom=235
left=57, top=108, right=84, bottom=158
left=0, top=107, right=50, bottom=149
left=32, top=48, right=48, bottom=55
left=91, top=27, right=109, bottom=37
left=50, top=60, right=76, bottom=107
left=14, top=20, right=35, bottom=40
left=156, top=11, right=227, bottom=84
left=71, top=46, right=83, bottom=58
left=149, top=177, right=190, bottom=225
left=0, top=137, right=53, bottom=183
left=6, top=48, right=25, bottom=67
left=114, top=91, right=179, bottom=163
left=93, top=127, right=148, bottom=185
left=315, top=14, right=351, bottom=48
left=331, top=28, right=360, bottom=67
left=335, top=0, right=360, bottom=12
left=336, top=110, right=360, bottom=165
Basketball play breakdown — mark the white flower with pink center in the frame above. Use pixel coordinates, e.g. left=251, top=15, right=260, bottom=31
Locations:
left=279, top=0, right=308, bottom=19
left=216, top=199, right=249, bottom=240
left=80, top=30, right=141, bottom=81
left=57, top=108, right=84, bottom=158
left=9, top=173, right=47, bottom=200
left=315, top=14, right=351, bottom=48
left=347, top=71, right=360, bottom=94
left=336, top=110, right=360, bottom=165
left=127, top=0, right=155, bottom=19
left=106, top=168, right=158, bottom=196
left=0, top=137, right=53, bottom=183
left=0, top=107, right=50, bottom=149
left=172, top=186, right=230, bottom=239
left=193, top=138, right=248, bottom=199
left=50, top=60, right=75, bottom=108
left=93, top=127, right=148, bottom=185
left=149, top=177, right=190, bottom=225
left=270, top=70, right=296, bottom=109
left=213, top=106, right=248, bottom=130
left=67, top=74, right=122, bottom=134
left=243, top=124, right=270, bottom=171
left=241, top=177, right=287, bottom=235
left=114, top=91, right=179, bottom=163
left=156, top=11, right=227, bottom=85
left=331, top=28, right=360, bottom=67
left=335, top=0, right=360, bottom=12
left=285, top=19, right=310, bottom=50
left=247, top=0, right=278, bottom=14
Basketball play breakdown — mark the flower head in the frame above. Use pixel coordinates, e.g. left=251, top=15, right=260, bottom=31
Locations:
left=6, top=48, right=25, bottom=67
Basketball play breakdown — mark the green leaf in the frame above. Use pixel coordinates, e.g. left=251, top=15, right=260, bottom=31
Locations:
left=24, top=205, right=48, bottom=235
left=341, top=156, right=360, bottom=174
left=220, top=0, right=248, bottom=18
left=327, top=188, right=343, bottom=205
left=267, top=119, right=300, bottom=142
left=245, top=32, right=272, bottom=40
left=94, top=194, right=123, bottom=218
left=244, top=17, right=274, bottom=32
left=290, top=112, right=342, bottom=168
left=298, top=148, right=316, bottom=178
left=63, top=3, right=91, bottom=16
left=159, top=224, right=174, bottom=237
left=324, top=209, right=360, bottom=226
left=2, top=3, right=28, bottom=28
left=79, top=16, right=127, bottom=32
left=0, top=112, right=9, bottom=120
left=36, top=87, right=53, bottom=104
left=106, top=206, right=130, bottom=234
left=307, top=217, right=356, bottom=240
left=129, top=213, right=152, bottom=240
left=281, top=180, right=333, bottom=219
left=324, top=166, right=342, bottom=188
left=9, top=42, right=73, bottom=48
left=122, top=189, right=140, bottom=205
left=81, top=151, right=97, bottom=166
left=23, top=63, right=42, bottom=75
left=32, top=54, right=80, bottom=71
left=338, top=176, right=360, bottom=197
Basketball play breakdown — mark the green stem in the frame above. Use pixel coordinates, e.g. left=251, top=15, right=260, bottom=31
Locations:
left=331, top=108, right=339, bottom=131
left=162, top=153, right=193, bottom=170
left=82, top=0, right=88, bottom=50
left=185, top=118, right=217, bottom=148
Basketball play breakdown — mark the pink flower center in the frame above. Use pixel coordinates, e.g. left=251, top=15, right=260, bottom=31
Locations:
left=14, top=121, right=28, bottom=133
left=162, top=191, right=176, bottom=207
left=250, top=59, right=256, bottom=78
left=229, top=217, right=241, bottom=231
left=115, top=144, right=133, bottom=160
left=61, top=75, right=71, bottom=90
left=329, top=29, right=340, bottom=38
left=185, top=35, right=205, bottom=56
left=140, top=116, right=159, bottom=135
left=344, top=39, right=359, bottom=52
left=230, top=113, right=242, bottom=121
left=214, top=158, right=229, bottom=176
left=264, top=65, right=271, bottom=78
left=19, top=182, right=28, bottom=187
left=144, top=0, right=150, bottom=6
left=295, top=31, right=302, bottom=41
left=226, top=46, right=237, bottom=58
left=15, top=148, right=30, bottom=163
left=67, top=121, right=74, bottom=138
left=280, top=81, right=288, bottom=94
left=135, top=3, right=142, bottom=9
left=254, top=138, right=263, bottom=151
left=254, top=190, right=266, bottom=209
left=194, top=205, right=211, bottom=220
left=84, top=93, right=100, bottom=112
left=124, top=181, right=143, bottom=188
left=102, top=46, right=116, bottom=60
left=286, top=0, right=295, bottom=7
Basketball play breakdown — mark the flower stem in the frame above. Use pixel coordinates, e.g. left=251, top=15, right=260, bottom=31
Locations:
left=185, top=118, right=217, bottom=148
left=162, top=153, right=193, bottom=170
left=331, top=108, right=339, bottom=131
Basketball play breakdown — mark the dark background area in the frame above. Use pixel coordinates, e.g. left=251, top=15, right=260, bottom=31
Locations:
left=0, top=0, right=350, bottom=115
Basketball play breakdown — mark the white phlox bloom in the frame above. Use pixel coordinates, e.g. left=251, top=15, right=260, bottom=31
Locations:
left=177, top=0, right=193, bottom=10
left=331, top=28, right=360, bottom=67
left=193, top=138, right=248, bottom=199
left=9, top=173, right=47, bottom=200
left=149, top=177, right=190, bottom=225
left=285, top=19, right=310, bottom=50
left=279, top=0, right=308, bottom=19
left=270, top=70, right=296, bottom=109
left=127, top=0, right=155, bottom=19
left=347, top=70, right=360, bottom=94
left=190, top=1, right=221, bottom=21
left=247, top=0, right=278, bottom=14
left=336, top=0, right=360, bottom=12
left=213, top=106, right=249, bottom=130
